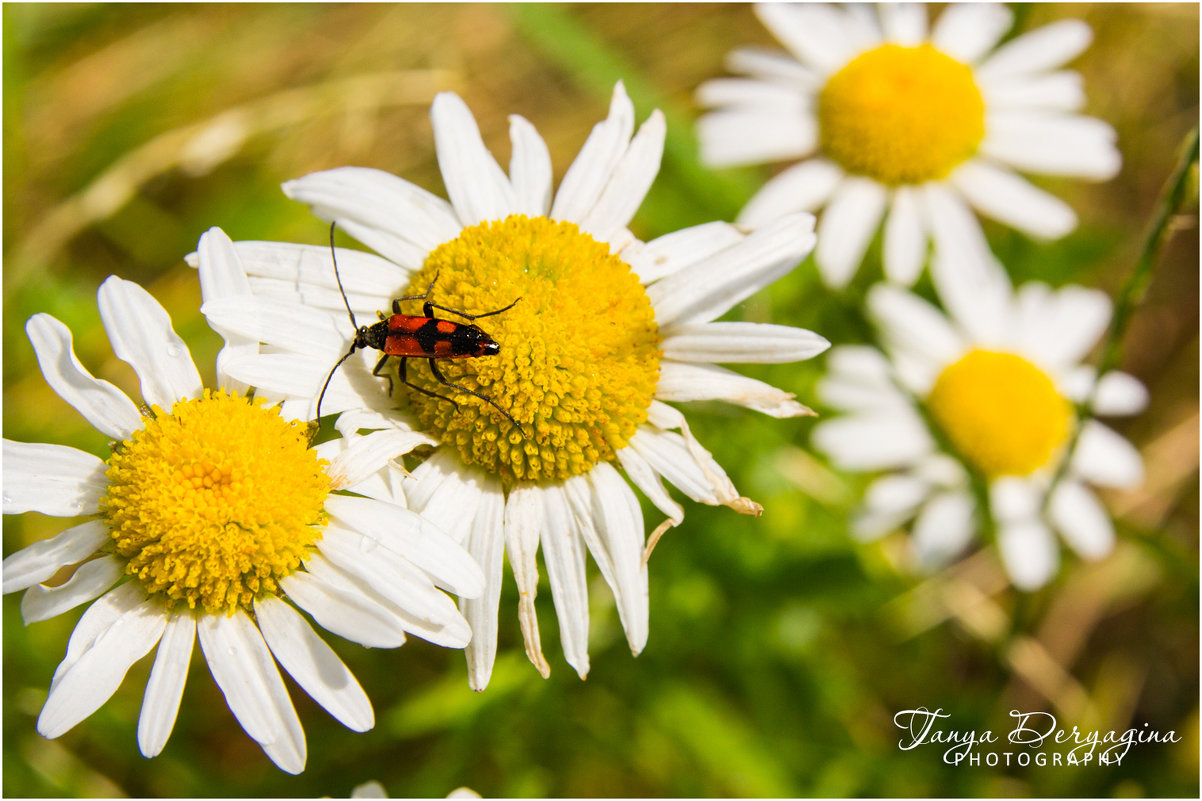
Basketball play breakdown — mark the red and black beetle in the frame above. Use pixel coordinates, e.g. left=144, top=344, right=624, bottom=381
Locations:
left=316, top=223, right=527, bottom=438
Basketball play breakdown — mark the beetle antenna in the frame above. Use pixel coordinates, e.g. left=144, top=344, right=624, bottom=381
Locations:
left=329, top=221, right=357, bottom=331
left=316, top=221, right=360, bottom=422
left=315, top=348, right=355, bottom=422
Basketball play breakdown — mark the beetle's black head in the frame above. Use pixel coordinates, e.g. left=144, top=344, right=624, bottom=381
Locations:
left=355, top=321, right=390, bottom=352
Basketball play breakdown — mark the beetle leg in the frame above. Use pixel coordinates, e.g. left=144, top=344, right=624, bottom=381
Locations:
left=372, top=353, right=395, bottom=395
left=427, top=359, right=528, bottom=439
left=399, top=356, right=461, bottom=408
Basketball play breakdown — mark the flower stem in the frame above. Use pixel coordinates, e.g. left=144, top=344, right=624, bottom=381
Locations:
left=1045, top=126, right=1199, bottom=506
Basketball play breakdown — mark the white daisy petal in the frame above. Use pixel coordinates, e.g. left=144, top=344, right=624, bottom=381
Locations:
left=975, top=19, right=1093, bottom=82
left=405, top=450, right=485, bottom=544
left=197, top=611, right=306, bottom=775
left=2, top=519, right=110, bottom=594
left=982, top=111, right=1121, bottom=179
left=281, top=560, right=408, bottom=649
left=255, top=596, right=373, bottom=733
left=645, top=400, right=759, bottom=514
left=821, top=345, right=897, bottom=389
left=882, top=186, right=928, bottom=285
left=626, top=426, right=741, bottom=509
left=656, top=361, right=812, bottom=418
left=1020, top=283, right=1110, bottom=369
left=696, top=107, right=818, bottom=168
left=25, top=314, right=141, bottom=440
left=868, top=285, right=964, bottom=368
left=538, top=484, right=591, bottom=679
left=853, top=473, right=933, bottom=540
left=462, top=480, right=506, bottom=691
left=615, top=445, right=685, bottom=525
left=197, top=228, right=255, bottom=394
left=812, top=411, right=933, bottom=471
left=334, top=408, right=417, bottom=439
left=754, top=3, right=862, bottom=75
left=951, top=160, right=1078, bottom=239
left=1049, top=480, right=1116, bottom=560
left=353, top=782, right=390, bottom=798
left=930, top=3, right=1014, bottom=65
left=647, top=212, right=816, bottom=327
left=818, top=366, right=909, bottom=412
left=38, top=591, right=166, bottom=740
left=929, top=240, right=1013, bottom=349
left=97, top=276, right=203, bottom=408
left=579, top=463, right=649, bottom=654
left=504, top=484, right=550, bottom=677
left=21, top=555, right=123, bottom=625
left=137, top=610, right=195, bottom=758
left=862, top=473, right=934, bottom=518
left=1089, top=371, right=1150, bottom=416
left=815, top=177, right=889, bottom=289
left=1071, top=420, right=1145, bottom=488
left=628, top=221, right=745, bottom=285
left=725, top=45, right=821, bottom=89
left=694, top=77, right=809, bottom=111
left=551, top=82, right=636, bottom=223
left=334, top=218, right=429, bottom=271
left=661, top=321, right=829, bottom=363
left=325, top=495, right=484, bottom=600
left=47, top=581, right=144, bottom=685
left=2, top=440, right=108, bottom=517
left=431, top=92, right=518, bottom=226
left=316, top=525, right=471, bottom=646
left=282, top=167, right=461, bottom=253
left=736, top=159, right=845, bottom=227
left=998, top=518, right=1059, bottom=591
left=879, top=3, right=927, bottom=46
left=196, top=227, right=252, bottom=301
left=991, top=476, right=1042, bottom=523
left=981, top=71, right=1086, bottom=111
left=220, top=352, right=331, bottom=401
left=509, top=114, right=553, bottom=217
left=911, top=490, right=976, bottom=568
left=197, top=239, right=413, bottom=302
left=580, top=110, right=666, bottom=243
left=922, top=182, right=998, bottom=284
left=199, top=295, right=345, bottom=356
left=841, top=3, right=885, bottom=50
left=324, top=429, right=438, bottom=491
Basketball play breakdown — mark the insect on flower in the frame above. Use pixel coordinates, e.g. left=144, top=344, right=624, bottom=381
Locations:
left=316, top=223, right=528, bottom=438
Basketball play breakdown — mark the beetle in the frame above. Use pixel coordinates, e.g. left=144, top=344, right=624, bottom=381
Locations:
left=315, top=223, right=528, bottom=438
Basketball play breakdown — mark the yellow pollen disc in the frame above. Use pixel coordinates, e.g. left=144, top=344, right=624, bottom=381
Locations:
left=818, top=43, right=985, bottom=185
left=926, top=349, right=1073, bottom=478
left=398, top=214, right=662, bottom=483
left=100, top=389, right=330, bottom=614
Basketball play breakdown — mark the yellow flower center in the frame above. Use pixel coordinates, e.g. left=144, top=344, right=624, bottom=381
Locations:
left=397, top=214, right=661, bottom=483
left=926, top=349, right=1073, bottom=478
left=100, top=389, right=330, bottom=614
left=818, top=43, right=985, bottom=185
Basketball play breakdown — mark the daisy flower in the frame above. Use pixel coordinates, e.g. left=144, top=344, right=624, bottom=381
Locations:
left=2, top=229, right=482, bottom=774
left=812, top=260, right=1147, bottom=589
left=200, top=82, right=826, bottom=688
left=696, top=3, right=1121, bottom=288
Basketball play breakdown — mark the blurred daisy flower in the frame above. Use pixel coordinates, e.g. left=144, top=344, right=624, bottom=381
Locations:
left=696, top=3, right=1121, bottom=288
left=812, top=262, right=1147, bottom=589
left=2, top=229, right=482, bottom=774
left=202, top=82, right=826, bottom=688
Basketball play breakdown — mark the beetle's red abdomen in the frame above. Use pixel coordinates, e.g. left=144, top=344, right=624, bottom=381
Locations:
left=383, top=315, right=494, bottom=359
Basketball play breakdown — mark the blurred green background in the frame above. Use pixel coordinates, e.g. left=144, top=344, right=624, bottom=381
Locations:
left=3, top=4, right=1197, bottom=797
